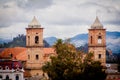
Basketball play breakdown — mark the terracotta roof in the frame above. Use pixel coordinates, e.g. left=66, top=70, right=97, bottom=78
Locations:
left=0, top=47, right=55, bottom=61
left=91, top=16, right=103, bottom=29
left=43, top=48, right=55, bottom=54
left=0, top=48, right=5, bottom=53
left=16, top=50, right=27, bottom=61
left=0, top=47, right=27, bottom=61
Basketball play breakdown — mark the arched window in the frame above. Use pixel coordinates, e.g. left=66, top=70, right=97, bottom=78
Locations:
left=98, top=36, right=102, bottom=44
left=5, top=66, right=9, bottom=70
left=10, top=53, right=13, bottom=58
left=36, top=55, right=39, bottom=60
left=28, top=36, right=30, bottom=45
left=35, top=36, right=39, bottom=44
left=28, top=55, right=30, bottom=59
left=91, top=36, right=92, bottom=44
left=0, top=75, right=2, bottom=79
left=0, top=66, right=2, bottom=70
left=98, top=54, right=102, bottom=59
left=36, top=73, right=39, bottom=75
left=16, top=75, right=19, bottom=80
left=6, top=75, right=9, bottom=80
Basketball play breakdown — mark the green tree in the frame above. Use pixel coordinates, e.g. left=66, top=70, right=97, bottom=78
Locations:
left=42, top=39, right=106, bottom=80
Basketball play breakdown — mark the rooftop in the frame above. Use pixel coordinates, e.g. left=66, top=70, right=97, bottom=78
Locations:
left=28, top=16, right=41, bottom=28
left=91, top=16, right=103, bottom=29
left=0, top=47, right=55, bottom=61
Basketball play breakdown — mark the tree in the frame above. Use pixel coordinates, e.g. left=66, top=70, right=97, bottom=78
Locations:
left=42, top=39, right=106, bottom=80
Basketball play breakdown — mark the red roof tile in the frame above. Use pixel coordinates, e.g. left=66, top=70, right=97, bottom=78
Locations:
left=43, top=48, right=55, bottom=54
left=0, top=47, right=27, bottom=61
left=0, top=47, right=56, bottom=61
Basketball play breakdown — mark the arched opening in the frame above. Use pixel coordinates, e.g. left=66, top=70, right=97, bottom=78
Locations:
left=0, top=75, right=2, bottom=79
left=98, top=36, right=102, bottom=44
left=36, top=73, right=39, bottom=75
left=16, top=75, right=19, bottom=80
left=0, top=66, right=2, bottom=70
left=36, top=55, right=39, bottom=60
left=10, top=53, right=13, bottom=58
left=28, top=36, right=30, bottom=45
left=28, top=55, right=30, bottom=59
left=6, top=75, right=9, bottom=80
left=90, top=36, right=92, bottom=44
left=98, top=54, right=102, bottom=59
left=5, top=66, right=9, bottom=70
left=35, top=36, right=39, bottom=44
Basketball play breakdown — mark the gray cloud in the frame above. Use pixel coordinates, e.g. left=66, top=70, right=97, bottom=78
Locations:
left=16, top=0, right=53, bottom=10
left=0, top=0, right=53, bottom=28
left=0, top=0, right=120, bottom=39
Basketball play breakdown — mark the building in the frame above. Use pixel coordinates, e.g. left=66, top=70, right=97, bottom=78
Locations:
left=0, top=16, right=55, bottom=78
left=88, top=16, right=106, bottom=66
left=25, top=16, right=44, bottom=76
left=106, top=64, right=120, bottom=80
left=0, top=59, right=24, bottom=80
left=1, top=16, right=120, bottom=79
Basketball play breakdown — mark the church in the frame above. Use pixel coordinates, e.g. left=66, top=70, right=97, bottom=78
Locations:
left=88, top=16, right=106, bottom=66
left=0, top=16, right=109, bottom=79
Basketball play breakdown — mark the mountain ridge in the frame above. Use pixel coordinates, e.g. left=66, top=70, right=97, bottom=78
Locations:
left=0, top=31, right=120, bottom=53
left=44, top=31, right=120, bottom=54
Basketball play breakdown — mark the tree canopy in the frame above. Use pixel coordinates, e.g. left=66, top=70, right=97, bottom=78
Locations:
left=42, top=39, right=106, bottom=80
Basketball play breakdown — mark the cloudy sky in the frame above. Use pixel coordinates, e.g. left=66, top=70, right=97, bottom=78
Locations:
left=0, top=0, right=120, bottom=40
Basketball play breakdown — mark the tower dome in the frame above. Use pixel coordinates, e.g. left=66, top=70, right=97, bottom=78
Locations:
left=91, top=16, right=103, bottom=29
left=28, top=16, right=41, bottom=28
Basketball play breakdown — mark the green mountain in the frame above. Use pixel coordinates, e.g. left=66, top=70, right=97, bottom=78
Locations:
left=0, top=34, right=50, bottom=48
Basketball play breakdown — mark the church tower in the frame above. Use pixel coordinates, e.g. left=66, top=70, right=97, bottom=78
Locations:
left=25, top=16, right=44, bottom=76
left=88, top=16, right=106, bottom=65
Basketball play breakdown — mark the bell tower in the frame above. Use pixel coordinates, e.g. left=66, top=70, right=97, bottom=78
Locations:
left=25, top=16, right=44, bottom=76
left=88, top=16, right=106, bottom=66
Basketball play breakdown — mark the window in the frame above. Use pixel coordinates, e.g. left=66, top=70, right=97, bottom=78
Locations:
left=36, top=55, right=39, bottom=60
left=5, top=66, right=9, bottom=70
left=16, top=75, right=19, bottom=80
left=98, top=36, right=102, bottom=44
left=36, top=73, right=39, bottom=75
left=35, top=36, right=39, bottom=44
left=0, top=66, right=2, bottom=70
left=10, top=53, right=13, bottom=58
left=0, top=75, right=2, bottom=79
left=28, top=55, right=30, bottom=59
left=91, top=36, right=92, bottom=44
left=98, top=54, right=101, bottom=59
left=28, top=36, right=30, bottom=45
left=6, top=75, right=9, bottom=80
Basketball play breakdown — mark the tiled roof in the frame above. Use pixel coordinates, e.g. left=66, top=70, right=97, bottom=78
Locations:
left=0, top=47, right=55, bottom=61
left=0, top=48, right=5, bottom=53
left=0, top=47, right=27, bottom=61
left=43, top=48, right=55, bottom=54
left=0, top=60, right=23, bottom=70
left=16, top=50, right=27, bottom=61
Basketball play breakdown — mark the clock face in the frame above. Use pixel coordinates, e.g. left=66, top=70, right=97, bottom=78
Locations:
left=98, top=35, right=102, bottom=44
left=98, top=39, right=102, bottom=44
